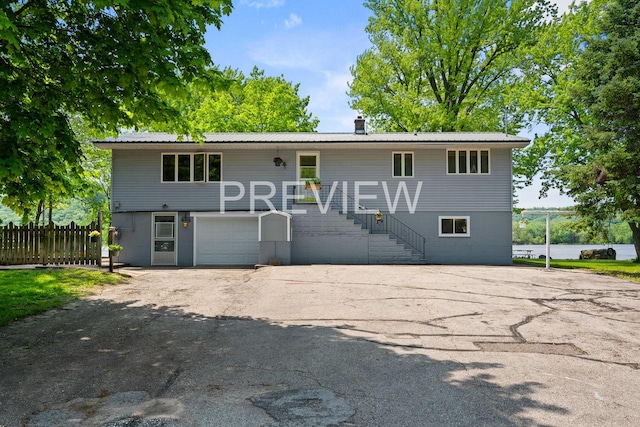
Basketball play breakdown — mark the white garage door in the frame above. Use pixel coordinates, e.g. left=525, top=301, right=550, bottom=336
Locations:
left=196, top=217, right=259, bottom=265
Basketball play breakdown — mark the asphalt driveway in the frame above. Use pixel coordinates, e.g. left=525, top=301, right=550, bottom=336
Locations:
left=1, top=265, right=639, bottom=426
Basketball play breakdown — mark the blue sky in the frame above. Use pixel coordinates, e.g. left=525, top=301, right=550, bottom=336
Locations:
left=204, top=0, right=578, bottom=208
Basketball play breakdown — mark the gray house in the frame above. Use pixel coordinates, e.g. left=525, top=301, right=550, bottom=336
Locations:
left=95, top=122, right=528, bottom=266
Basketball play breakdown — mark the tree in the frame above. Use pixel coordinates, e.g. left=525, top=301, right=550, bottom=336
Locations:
left=0, top=0, right=232, bottom=216
left=185, top=67, right=319, bottom=133
left=348, top=0, right=554, bottom=132
left=512, top=0, right=603, bottom=193
left=517, top=0, right=640, bottom=261
left=569, top=0, right=640, bottom=261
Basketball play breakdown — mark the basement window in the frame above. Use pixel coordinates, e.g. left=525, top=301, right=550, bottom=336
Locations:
left=439, top=216, right=470, bottom=237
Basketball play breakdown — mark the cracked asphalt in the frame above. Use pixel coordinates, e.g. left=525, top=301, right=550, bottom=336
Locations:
left=1, top=265, right=639, bottom=426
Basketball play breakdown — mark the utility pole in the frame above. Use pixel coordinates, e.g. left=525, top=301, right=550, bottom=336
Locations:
left=521, top=210, right=576, bottom=270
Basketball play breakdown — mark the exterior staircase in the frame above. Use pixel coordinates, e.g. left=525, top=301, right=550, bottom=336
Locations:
left=291, top=186, right=427, bottom=265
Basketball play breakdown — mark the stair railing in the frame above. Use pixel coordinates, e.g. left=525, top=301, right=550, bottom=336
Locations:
left=314, top=184, right=426, bottom=259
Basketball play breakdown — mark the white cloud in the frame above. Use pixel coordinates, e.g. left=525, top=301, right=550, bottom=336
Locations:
left=247, top=31, right=358, bottom=70
left=284, top=13, right=302, bottom=29
left=240, top=0, right=284, bottom=9
left=552, top=0, right=590, bottom=14
left=309, top=70, right=351, bottom=110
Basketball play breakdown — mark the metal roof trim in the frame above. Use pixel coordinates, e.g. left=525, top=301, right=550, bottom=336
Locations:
left=94, top=132, right=530, bottom=149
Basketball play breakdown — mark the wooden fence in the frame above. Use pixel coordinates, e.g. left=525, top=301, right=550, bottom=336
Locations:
left=0, top=221, right=102, bottom=266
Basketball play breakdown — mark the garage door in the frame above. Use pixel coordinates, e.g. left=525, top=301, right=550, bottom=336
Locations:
left=196, top=217, right=259, bottom=265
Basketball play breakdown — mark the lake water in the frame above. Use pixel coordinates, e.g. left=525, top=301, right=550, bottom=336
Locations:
left=513, top=244, right=637, bottom=260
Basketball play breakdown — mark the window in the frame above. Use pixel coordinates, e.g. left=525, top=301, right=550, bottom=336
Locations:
left=194, top=154, right=205, bottom=182
left=393, top=152, right=413, bottom=177
left=154, top=215, right=175, bottom=252
left=162, top=153, right=222, bottom=182
left=439, top=216, right=470, bottom=237
left=447, top=150, right=489, bottom=174
left=208, top=154, right=221, bottom=182
left=298, top=153, right=318, bottom=180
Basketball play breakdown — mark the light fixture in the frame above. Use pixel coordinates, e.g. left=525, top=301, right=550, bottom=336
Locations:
left=162, top=203, right=168, bottom=209
left=182, top=213, right=191, bottom=228
left=374, top=210, right=383, bottom=223
left=273, top=156, right=285, bottom=167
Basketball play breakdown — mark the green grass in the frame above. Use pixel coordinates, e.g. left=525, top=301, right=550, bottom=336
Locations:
left=0, top=268, right=122, bottom=326
left=514, top=258, right=640, bottom=283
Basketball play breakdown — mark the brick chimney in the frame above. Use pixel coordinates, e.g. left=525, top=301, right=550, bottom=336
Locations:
left=354, top=116, right=366, bottom=134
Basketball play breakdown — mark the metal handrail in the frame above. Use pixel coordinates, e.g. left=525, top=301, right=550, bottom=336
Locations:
left=312, top=184, right=427, bottom=259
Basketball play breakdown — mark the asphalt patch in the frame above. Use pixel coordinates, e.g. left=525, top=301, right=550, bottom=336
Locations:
left=474, top=342, right=585, bottom=355
left=26, top=391, right=183, bottom=426
left=251, top=388, right=355, bottom=426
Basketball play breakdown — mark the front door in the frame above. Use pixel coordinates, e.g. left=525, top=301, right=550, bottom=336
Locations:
left=152, top=213, right=177, bottom=265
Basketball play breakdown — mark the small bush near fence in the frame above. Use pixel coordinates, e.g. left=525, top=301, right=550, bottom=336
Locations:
left=0, top=222, right=102, bottom=266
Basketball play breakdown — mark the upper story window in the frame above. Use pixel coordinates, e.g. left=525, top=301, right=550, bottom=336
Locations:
left=447, top=149, right=489, bottom=174
left=162, top=153, right=222, bottom=182
left=393, top=152, right=413, bottom=177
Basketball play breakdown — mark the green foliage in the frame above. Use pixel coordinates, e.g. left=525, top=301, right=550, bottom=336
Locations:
left=514, top=259, right=640, bottom=282
left=513, top=0, right=603, bottom=191
left=0, top=269, right=121, bottom=326
left=173, top=67, right=319, bottom=133
left=568, top=0, right=640, bottom=260
left=512, top=210, right=633, bottom=244
left=1, top=115, right=113, bottom=227
left=0, top=196, right=107, bottom=228
left=348, top=0, right=555, bottom=132
left=0, top=0, right=232, bottom=215
left=515, top=0, right=640, bottom=261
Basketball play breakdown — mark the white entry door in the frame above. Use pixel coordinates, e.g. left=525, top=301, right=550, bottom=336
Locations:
left=196, top=217, right=259, bottom=265
left=152, top=213, right=177, bottom=266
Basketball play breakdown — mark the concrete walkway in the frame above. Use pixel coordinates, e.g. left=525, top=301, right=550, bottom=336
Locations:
left=0, top=265, right=639, bottom=426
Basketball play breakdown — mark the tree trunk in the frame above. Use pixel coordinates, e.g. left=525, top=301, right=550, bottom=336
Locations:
left=629, top=222, right=640, bottom=262
left=34, top=199, right=44, bottom=225
left=48, top=196, right=53, bottom=225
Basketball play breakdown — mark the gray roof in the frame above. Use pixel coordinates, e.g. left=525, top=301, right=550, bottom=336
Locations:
left=94, top=132, right=530, bottom=150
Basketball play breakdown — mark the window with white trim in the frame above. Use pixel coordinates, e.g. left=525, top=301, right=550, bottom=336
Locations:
left=447, top=150, right=489, bottom=174
left=392, top=152, right=413, bottom=177
left=439, top=216, right=470, bottom=237
left=162, top=153, right=222, bottom=182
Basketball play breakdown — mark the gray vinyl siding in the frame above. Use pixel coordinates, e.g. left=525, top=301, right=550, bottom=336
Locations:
left=111, top=149, right=298, bottom=212
left=111, top=148, right=513, bottom=213
left=111, top=212, right=152, bottom=266
left=391, top=211, right=513, bottom=265
left=111, top=211, right=194, bottom=267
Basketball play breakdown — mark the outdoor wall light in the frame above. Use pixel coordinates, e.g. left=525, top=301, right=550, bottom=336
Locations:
left=182, top=214, right=191, bottom=228
left=374, top=210, right=384, bottom=223
left=273, top=156, right=286, bottom=167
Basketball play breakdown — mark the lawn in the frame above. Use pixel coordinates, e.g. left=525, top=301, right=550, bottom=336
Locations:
left=514, top=258, right=640, bottom=283
left=0, top=268, right=122, bottom=326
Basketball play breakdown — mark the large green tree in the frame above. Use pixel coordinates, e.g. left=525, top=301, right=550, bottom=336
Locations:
left=348, top=0, right=554, bottom=132
left=517, top=0, right=640, bottom=261
left=513, top=0, right=602, bottom=193
left=0, top=0, right=232, bottom=216
left=568, top=0, right=640, bottom=260
left=183, top=67, right=319, bottom=133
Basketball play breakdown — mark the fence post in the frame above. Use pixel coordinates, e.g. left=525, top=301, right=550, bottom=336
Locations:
left=108, top=226, right=115, bottom=273
left=42, top=222, right=48, bottom=266
left=97, top=212, right=103, bottom=268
